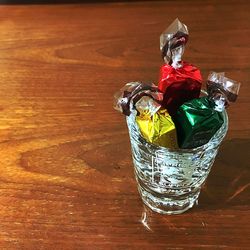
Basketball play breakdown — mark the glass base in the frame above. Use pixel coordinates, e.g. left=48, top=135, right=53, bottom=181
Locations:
left=137, top=182, right=200, bottom=215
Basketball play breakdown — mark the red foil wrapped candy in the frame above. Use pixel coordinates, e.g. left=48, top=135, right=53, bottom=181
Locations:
left=158, top=18, right=202, bottom=115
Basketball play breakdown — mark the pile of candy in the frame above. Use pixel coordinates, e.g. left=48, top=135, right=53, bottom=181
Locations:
left=114, top=19, right=241, bottom=149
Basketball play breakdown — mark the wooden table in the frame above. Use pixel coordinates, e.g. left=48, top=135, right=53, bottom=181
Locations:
left=0, top=1, right=249, bottom=249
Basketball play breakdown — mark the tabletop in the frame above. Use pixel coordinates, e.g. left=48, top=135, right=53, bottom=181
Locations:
left=0, top=1, right=249, bottom=249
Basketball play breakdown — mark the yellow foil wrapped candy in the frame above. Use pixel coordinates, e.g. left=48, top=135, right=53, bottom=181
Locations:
left=135, top=97, right=177, bottom=149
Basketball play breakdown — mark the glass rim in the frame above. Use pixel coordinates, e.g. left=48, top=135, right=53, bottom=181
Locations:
left=127, top=90, right=228, bottom=154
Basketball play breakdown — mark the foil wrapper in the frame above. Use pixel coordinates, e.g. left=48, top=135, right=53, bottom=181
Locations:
left=114, top=82, right=177, bottom=148
left=158, top=62, right=202, bottom=115
left=158, top=19, right=202, bottom=115
left=173, top=96, right=224, bottom=149
left=135, top=97, right=177, bottom=149
left=173, top=72, right=241, bottom=149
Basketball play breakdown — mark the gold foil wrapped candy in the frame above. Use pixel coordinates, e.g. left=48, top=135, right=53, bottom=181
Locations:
left=135, top=96, right=177, bottom=149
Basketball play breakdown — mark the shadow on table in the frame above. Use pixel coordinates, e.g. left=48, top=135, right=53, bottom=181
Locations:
left=138, top=138, right=250, bottom=231
left=198, top=138, right=250, bottom=207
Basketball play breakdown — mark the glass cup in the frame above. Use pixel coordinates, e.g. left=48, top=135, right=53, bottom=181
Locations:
left=126, top=104, right=228, bottom=215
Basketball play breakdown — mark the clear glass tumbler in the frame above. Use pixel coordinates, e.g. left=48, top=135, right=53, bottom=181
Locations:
left=126, top=107, right=228, bottom=215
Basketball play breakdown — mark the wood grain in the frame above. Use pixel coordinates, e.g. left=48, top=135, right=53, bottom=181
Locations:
left=0, top=1, right=249, bottom=249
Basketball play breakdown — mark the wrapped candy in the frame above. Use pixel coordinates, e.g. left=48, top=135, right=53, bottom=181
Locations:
left=173, top=72, right=241, bottom=149
left=158, top=18, right=202, bottom=115
left=114, top=82, right=177, bottom=148
left=135, top=96, right=177, bottom=148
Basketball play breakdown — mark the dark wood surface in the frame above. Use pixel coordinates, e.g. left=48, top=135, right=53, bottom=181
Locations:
left=0, top=1, right=249, bottom=249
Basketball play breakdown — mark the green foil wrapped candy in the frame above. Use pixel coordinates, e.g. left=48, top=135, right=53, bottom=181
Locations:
left=173, top=72, right=241, bottom=149
left=173, top=97, right=224, bottom=149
